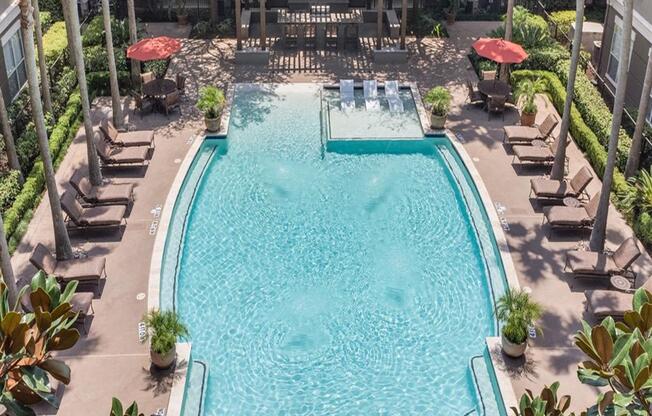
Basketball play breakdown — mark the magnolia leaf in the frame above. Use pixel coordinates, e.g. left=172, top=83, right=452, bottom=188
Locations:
left=598, top=391, right=614, bottom=415
left=640, top=304, right=652, bottom=332
left=592, top=325, right=614, bottom=364
left=34, top=310, right=52, bottom=333
left=1, top=311, right=21, bottom=337
left=49, top=303, right=73, bottom=322
left=29, top=288, right=51, bottom=314
left=111, top=397, right=124, bottom=416
left=60, top=281, right=78, bottom=305
left=578, top=368, right=609, bottom=386
left=38, top=358, right=71, bottom=385
left=0, top=392, right=36, bottom=416
left=633, top=288, right=651, bottom=313
left=46, top=328, right=80, bottom=351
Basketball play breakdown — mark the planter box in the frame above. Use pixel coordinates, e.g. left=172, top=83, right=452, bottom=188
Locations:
left=235, top=48, right=270, bottom=65
left=373, top=47, right=408, bottom=64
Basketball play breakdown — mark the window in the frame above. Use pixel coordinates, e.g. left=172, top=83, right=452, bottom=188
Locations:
left=646, top=90, right=652, bottom=125
left=2, top=29, right=26, bottom=101
left=606, top=16, right=635, bottom=84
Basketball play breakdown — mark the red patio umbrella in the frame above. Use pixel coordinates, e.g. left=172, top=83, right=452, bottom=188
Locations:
left=127, top=36, right=182, bottom=61
left=472, top=38, right=528, bottom=64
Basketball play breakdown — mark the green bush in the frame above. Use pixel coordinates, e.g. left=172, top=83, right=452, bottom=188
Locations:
left=39, top=11, right=53, bottom=33
left=635, top=212, right=652, bottom=247
left=549, top=10, right=582, bottom=41
left=86, top=71, right=131, bottom=96
left=82, top=15, right=131, bottom=48
left=42, top=21, right=70, bottom=82
left=143, top=60, right=169, bottom=79
left=490, top=6, right=552, bottom=49
left=83, top=45, right=128, bottom=73
left=52, top=67, right=78, bottom=116
left=0, top=171, right=22, bottom=212
left=517, top=44, right=569, bottom=71
left=39, top=0, right=63, bottom=20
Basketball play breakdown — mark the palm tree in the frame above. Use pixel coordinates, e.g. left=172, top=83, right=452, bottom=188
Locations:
left=625, top=52, right=652, bottom=178
left=32, top=0, right=52, bottom=115
left=101, top=0, right=124, bottom=128
left=19, top=0, right=73, bottom=260
left=126, top=0, right=140, bottom=87
left=0, top=215, right=18, bottom=307
left=0, top=85, right=21, bottom=177
left=499, top=0, right=515, bottom=81
left=589, top=0, right=634, bottom=251
left=62, top=0, right=102, bottom=186
left=551, top=0, right=584, bottom=180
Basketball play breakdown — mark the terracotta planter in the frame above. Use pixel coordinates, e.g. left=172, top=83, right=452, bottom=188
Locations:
left=501, top=333, right=527, bottom=358
left=205, top=116, right=221, bottom=132
left=177, top=14, right=189, bottom=25
left=520, top=111, right=537, bottom=127
left=430, top=113, right=447, bottom=129
left=151, top=345, right=176, bottom=369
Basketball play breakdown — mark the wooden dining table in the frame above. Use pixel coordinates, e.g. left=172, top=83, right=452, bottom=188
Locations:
left=477, top=80, right=512, bottom=97
left=142, top=79, right=177, bottom=98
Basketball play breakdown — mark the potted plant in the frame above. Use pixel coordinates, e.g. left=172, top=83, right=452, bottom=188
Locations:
left=143, top=309, right=188, bottom=369
left=197, top=86, right=226, bottom=132
left=515, top=78, right=546, bottom=127
left=495, top=288, right=542, bottom=358
left=445, top=0, right=459, bottom=25
left=424, top=86, right=452, bottom=129
left=111, top=398, right=144, bottom=416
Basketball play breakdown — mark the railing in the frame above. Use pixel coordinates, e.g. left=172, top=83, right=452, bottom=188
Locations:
left=523, top=0, right=652, bottom=152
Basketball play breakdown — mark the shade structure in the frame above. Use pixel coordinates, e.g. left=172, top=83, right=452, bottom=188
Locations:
left=127, top=36, right=181, bottom=61
left=472, top=38, right=528, bottom=64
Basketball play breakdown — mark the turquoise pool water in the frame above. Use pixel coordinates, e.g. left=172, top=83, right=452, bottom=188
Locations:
left=163, top=84, right=505, bottom=415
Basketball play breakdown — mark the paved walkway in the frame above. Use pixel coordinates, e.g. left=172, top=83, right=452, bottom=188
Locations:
left=9, top=21, right=652, bottom=414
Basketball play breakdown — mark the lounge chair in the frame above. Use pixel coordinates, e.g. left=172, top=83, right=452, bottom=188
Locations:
left=566, top=237, right=641, bottom=279
left=529, top=166, right=593, bottom=202
left=20, top=285, right=94, bottom=332
left=69, top=171, right=134, bottom=206
left=585, top=275, right=652, bottom=318
left=542, top=192, right=600, bottom=231
left=503, top=114, right=558, bottom=145
left=60, top=191, right=127, bottom=231
left=140, top=71, right=155, bottom=85
left=163, top=91, right=181, bottom=117
left=29, top=243, right=107, bottom=289
left=340, top=79, right=355, bottom=111
left=512, top=136, right=566, bottom=166
left=95, top=133, right=149, bottom=167
left=176, top=74, right=186, bottom=95
left=99, top=120, right=154, bottom=148
left=385, top=80, right=404, bottom=112
left=487, top=95, right=506, bottom=120
left=363, top=80, right=380, bottom=111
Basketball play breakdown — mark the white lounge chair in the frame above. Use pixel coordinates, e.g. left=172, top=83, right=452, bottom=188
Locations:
left=340, top=79, right=355, bottom=111
left=363, top=80, right=380, bottom=111
left=385, top=80, right=404, bottom=112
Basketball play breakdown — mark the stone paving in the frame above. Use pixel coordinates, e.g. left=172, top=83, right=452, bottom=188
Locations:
left=7, top=21, right=652, bottom=415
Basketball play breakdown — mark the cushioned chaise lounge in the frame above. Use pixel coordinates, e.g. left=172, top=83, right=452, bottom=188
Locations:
left=513, top=136, right=564, bottom=165
left=29, top=243, right=107, bottom=288
left=585, top=274, right=651, bottom=319
left=543, top=192, right=600, bottom=230
left=70, top=171, right=134, bottom=206
left=530, top=166, right=593, bottom=202
left=503, top=114, right=558, bottom=145
left=95, top=134, right=149, bottom=167
left=566, top=237, right=641, bottom=279
left=60, top=191, right=126, bottom=230
left=99, top=120, right=155, bottom=148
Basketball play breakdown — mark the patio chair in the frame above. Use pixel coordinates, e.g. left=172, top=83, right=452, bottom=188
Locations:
left=512, top=136, right=566, bottom=166
left=487, top=95, right=506, bottom=120
left=565, top=237, right=641, bottom=280
left=503, top=114, right=558, bottom=145
left=542, top=192, right=600, bottom=231
left=363, top=80, right=380, bottom=111
left=131, top=91, right=154, bottom=118
left=385, top=80, right=404, bottom=112
left=584, top=276, right=652, bottom=318
left=69, top=171, right=134, bottom=206
left=481, top=70, right=496, bottom=80
left=176, top=74, right=186, bottom=95
left=99, top=120, right=155, bottom=148
left=60, top=191, right=127, bottom=231
left=140, top=71, right=155, bottom=85
left=529, top=166, right=593, bottom=202
left=466, top=80, right=483, bottom=105
left=163, top=91, right=181, bottom=117
left=95, top=133, right=150, bottom=167
left=29, top=243, right=107, bottom=289
left=340, top=79, right=355, bottom=111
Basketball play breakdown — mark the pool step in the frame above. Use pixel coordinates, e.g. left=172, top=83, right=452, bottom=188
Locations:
left=469, top=352, right=505, bottom=416
left=181, top=359, right=209, bottom=416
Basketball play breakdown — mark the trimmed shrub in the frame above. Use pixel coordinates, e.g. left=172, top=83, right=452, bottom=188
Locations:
left=83, top=45, right=128, bottom=73
left=52, top=67, right=77, bottom=116
left=86, top=71, right=131, bottom=96
left=0, top=170, right=22, bottom=212
left=549, top=10, right=581, bottom=42
left=143, top=60, right=169, bottom=79
left=42, top=21, right=69, bottom=82
left=39, top=11, right=53, bottom=33
left=635, top=212, right=652, bottom=247
left=39, top=0, right=63, bottom=20
left=490, top=6, right=552, bottom=49
left=82, top=15, right=131, bottom=48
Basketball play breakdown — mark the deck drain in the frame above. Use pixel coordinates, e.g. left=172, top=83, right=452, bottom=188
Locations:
left=186, top=134, right=195, bottom=144
left=174, top=158, right=182, bottom=164
left=136, top=292, right=146, bottom=301
left=472, top=157, right=480, bottom=162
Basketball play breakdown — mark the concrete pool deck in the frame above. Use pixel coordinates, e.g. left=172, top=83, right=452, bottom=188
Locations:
left=6, top=21, right=652, bottom=414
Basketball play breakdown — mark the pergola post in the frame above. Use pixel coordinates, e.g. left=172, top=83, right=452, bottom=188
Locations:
left=260, top=0, right=266, bottom=50
left=235, top=0, right=242, bottom=50
left=376, top=0, right=383, bottom=50
left=400, top=0, right=407, bottom=49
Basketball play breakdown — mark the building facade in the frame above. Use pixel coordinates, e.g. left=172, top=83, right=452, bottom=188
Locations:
left=0, top=0, right=25, bottom=105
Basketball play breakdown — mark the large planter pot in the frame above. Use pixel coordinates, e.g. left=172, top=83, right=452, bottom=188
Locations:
left=177, top=14, right=189, bottom=25
left=430, top=113, right=447, bottom=129
left=520, top=111, right=537, bottom=127
left=205, top=116, right=221, bottom=132
left=151, top=345, right=176, bottom=369
left=501, top=333, right=527, bottom=358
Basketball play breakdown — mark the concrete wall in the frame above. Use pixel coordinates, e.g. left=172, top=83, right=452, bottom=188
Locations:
left=0, top=0, right=13, bottom=15
left=0, top=3, right=20, bottom=105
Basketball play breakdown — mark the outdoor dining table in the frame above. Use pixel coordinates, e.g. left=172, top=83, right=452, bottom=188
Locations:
left=477, top=80, right=512, bottom=97
left=277, top=9, right=362, bottom=50
left=142, top=78, right=177, bottom=98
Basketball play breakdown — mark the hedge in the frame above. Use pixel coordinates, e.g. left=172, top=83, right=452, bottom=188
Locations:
left=0, top=171, right=22, bottom=212
left=549, top=10, right=581, bottom=42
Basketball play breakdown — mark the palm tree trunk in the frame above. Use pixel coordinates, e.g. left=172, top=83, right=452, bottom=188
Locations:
left=260, top=0, right=266, bottom=50
left=19, top=0, right=73, bottom=260
left=126, top=0, right=140, bottom=87
left=32, top=0, right=52, bottom=115
left=551, top=0, right=584, bottom=180
left=589, top=0, right=634, bottom=252
left=235, top=0, right=242, bottom=50
left=499, top=0, right=515, bottom=81
left=625, top=51, right=652, bottom=178
left=101, top=0, right=124, bottom=128
left=0, top=215, right=18, bottom=307
left=400, top=0, right=407, bottom=50
left=376, top=0, right=383, bottom=50
left=0, top=85, right=21, bottom=177
left=62, top=0, right=102, bottom=186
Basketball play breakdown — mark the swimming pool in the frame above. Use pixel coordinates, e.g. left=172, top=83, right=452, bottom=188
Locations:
left=160, top=83, right=508, bottom=415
